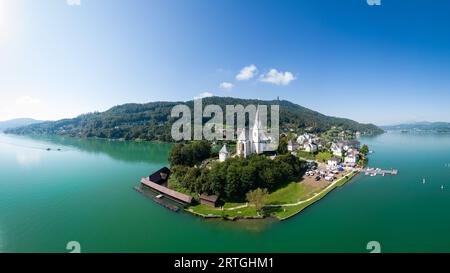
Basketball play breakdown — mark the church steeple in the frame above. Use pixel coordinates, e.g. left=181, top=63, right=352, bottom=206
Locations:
left=252, top=109, right=265, bottom=154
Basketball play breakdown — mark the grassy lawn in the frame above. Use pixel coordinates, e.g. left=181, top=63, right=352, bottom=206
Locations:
left=315, top=151, right=333, bottom=163
left=187, top=170, right=358, bottom=220
left=266, top=182, right=317, bottom=205
left=188, top=204, right=259, bottom=219
left=296, top=150, right=315, bottom=160
left=271, top=171, right=357, bottom=220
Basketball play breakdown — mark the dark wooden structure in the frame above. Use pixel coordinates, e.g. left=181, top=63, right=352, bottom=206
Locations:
left=133, top=186, right=180, bottom=212
left=149, top=167, right=171, bottom=185
left=199, top=194, right=219, bottom=207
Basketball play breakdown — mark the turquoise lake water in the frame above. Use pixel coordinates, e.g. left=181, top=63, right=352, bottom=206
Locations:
left=1, top=132, right=450, bottom=253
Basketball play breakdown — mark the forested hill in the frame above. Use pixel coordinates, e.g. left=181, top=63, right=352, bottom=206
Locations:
left=5, top=97, right=383, bottom=141
left=0, top=118, right=42, bottom=132
left=382, top=122, right=450, bottom=133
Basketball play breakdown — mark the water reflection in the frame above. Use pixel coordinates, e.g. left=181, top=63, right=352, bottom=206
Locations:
left=2, top=134, right=173, bottom=165
left=15, top=149, right=42, bottom=167
left=202, top=216, right=277, bottom=233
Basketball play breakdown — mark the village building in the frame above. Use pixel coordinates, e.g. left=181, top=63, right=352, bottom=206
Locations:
left=341, top=140, right=360, bottom=151
left=327, top=157, right=340, bottom=168
left=287, top=140, right=299, bottom=152
left=297, top=133, right=313, bottom=144
left=331, top=140, right=360, bottom=157
left=304, top=140, right=318, bottom=153
left=331, top=142, right=344, bottom=157
left=219, top=144, right=230, bottom=162
left=344, top=149, right=359, bottom=166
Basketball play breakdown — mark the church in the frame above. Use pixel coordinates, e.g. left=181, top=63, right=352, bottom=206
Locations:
left=236, top=110, right=277, bottom=157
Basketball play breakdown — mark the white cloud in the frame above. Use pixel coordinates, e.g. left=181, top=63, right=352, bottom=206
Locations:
left=15, top=96, right=41, bottom=105
left=236, top=64, right=257, bottom=81
left=67, top=0, right=81, bottom=6
left=259, top=69, right=296, bottom=86
left=194, top=92, right=213, bottom=100
left=219, top=82, right=234, bottom=90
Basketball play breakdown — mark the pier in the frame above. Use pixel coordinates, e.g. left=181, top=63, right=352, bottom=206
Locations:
left=133, top=186, right=180, bottom=212
left=362, top=168, right=398, bottom=176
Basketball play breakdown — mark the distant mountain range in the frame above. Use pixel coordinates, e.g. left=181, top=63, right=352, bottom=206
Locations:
left=0, top=118, right=43, bottom=132
left=4, top=97, right=383, bottom=141
left=381, top=122, right=450, bottom=133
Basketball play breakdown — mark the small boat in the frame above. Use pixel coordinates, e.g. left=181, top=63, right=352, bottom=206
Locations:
left=423, top=178, right=426, bottom=184
left=46, top=148, right=51, bottom=151
left=441, top=185, right=445, bottom=190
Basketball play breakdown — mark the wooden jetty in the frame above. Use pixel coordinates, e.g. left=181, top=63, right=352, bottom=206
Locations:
left=133, top=186, right=180, bottom=212
left=140, top=177, right=193, bottom=205
left=362, top=168, right=398, bottom=176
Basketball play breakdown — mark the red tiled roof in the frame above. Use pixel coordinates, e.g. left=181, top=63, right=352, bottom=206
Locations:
left=140, top=178, right=192, bottom=204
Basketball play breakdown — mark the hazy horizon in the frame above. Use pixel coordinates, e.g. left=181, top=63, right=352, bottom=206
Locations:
left=2, top=0, right=450, bottom=125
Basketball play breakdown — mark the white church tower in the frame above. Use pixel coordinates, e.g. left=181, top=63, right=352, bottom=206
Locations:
left=251, top=109, right=265, bottom=154
left=236, top=108, right=275, bottom=158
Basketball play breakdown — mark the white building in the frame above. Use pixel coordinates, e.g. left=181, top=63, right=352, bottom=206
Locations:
left=344, top=149, right=359, bottom=166
left=304, top=141, right=318, bottom=153
left=331, top=142, right=344, bottom=157
left=332, top=140, right=360, bottom=157
left=327, top=157, right=340, bottom=168
left=297, top=133, right=313, bottom=144
left=219, top=144, right=230, bottom=162
left=287, top=140, right=298, bottom=152
left=236, top=110, right=276, bottom=158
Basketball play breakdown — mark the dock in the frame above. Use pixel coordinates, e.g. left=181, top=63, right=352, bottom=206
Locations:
left=140, top=177, right=193, bottom=205
left=133, top=186, right=180, bottom=212
left=362, top=168, right=398, bottom=176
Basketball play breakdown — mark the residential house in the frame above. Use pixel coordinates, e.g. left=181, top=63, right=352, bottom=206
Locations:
left=304, top=141, right=318, bottom=153
left=344, top=149, right=359, bottom=166
left=331, top=142, right=344, bottom=157
left=327, top=157, right=340, bottom=168
left=287, top=140, right=299, bottom=152
left=296, top=133, right=313, bottom=144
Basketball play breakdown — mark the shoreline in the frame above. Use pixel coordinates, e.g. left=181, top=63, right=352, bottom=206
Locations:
left=185, top=170, right=359, bottom=221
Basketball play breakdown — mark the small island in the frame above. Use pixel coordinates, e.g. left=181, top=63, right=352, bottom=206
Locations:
left=136, top=114, right=370, bottom=221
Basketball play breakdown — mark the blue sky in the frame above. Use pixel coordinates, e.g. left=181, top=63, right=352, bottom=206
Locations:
left=1, top=0, right=450, bottom=125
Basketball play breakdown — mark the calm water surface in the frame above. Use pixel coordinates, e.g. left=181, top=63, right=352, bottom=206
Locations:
left=1, top=132, right=450, bottom=253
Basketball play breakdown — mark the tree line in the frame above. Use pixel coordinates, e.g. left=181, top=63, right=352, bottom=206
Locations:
left=169, top=141, right=307, bottom=202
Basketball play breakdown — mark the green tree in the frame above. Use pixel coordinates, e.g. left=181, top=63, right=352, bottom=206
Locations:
left=246, top=188, right=269, bottom=213
left=168, top=141, right=211, bottom=167
left=360, top=144, right=369, bottom=156
left=277, top=137, right=289, bottom=154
